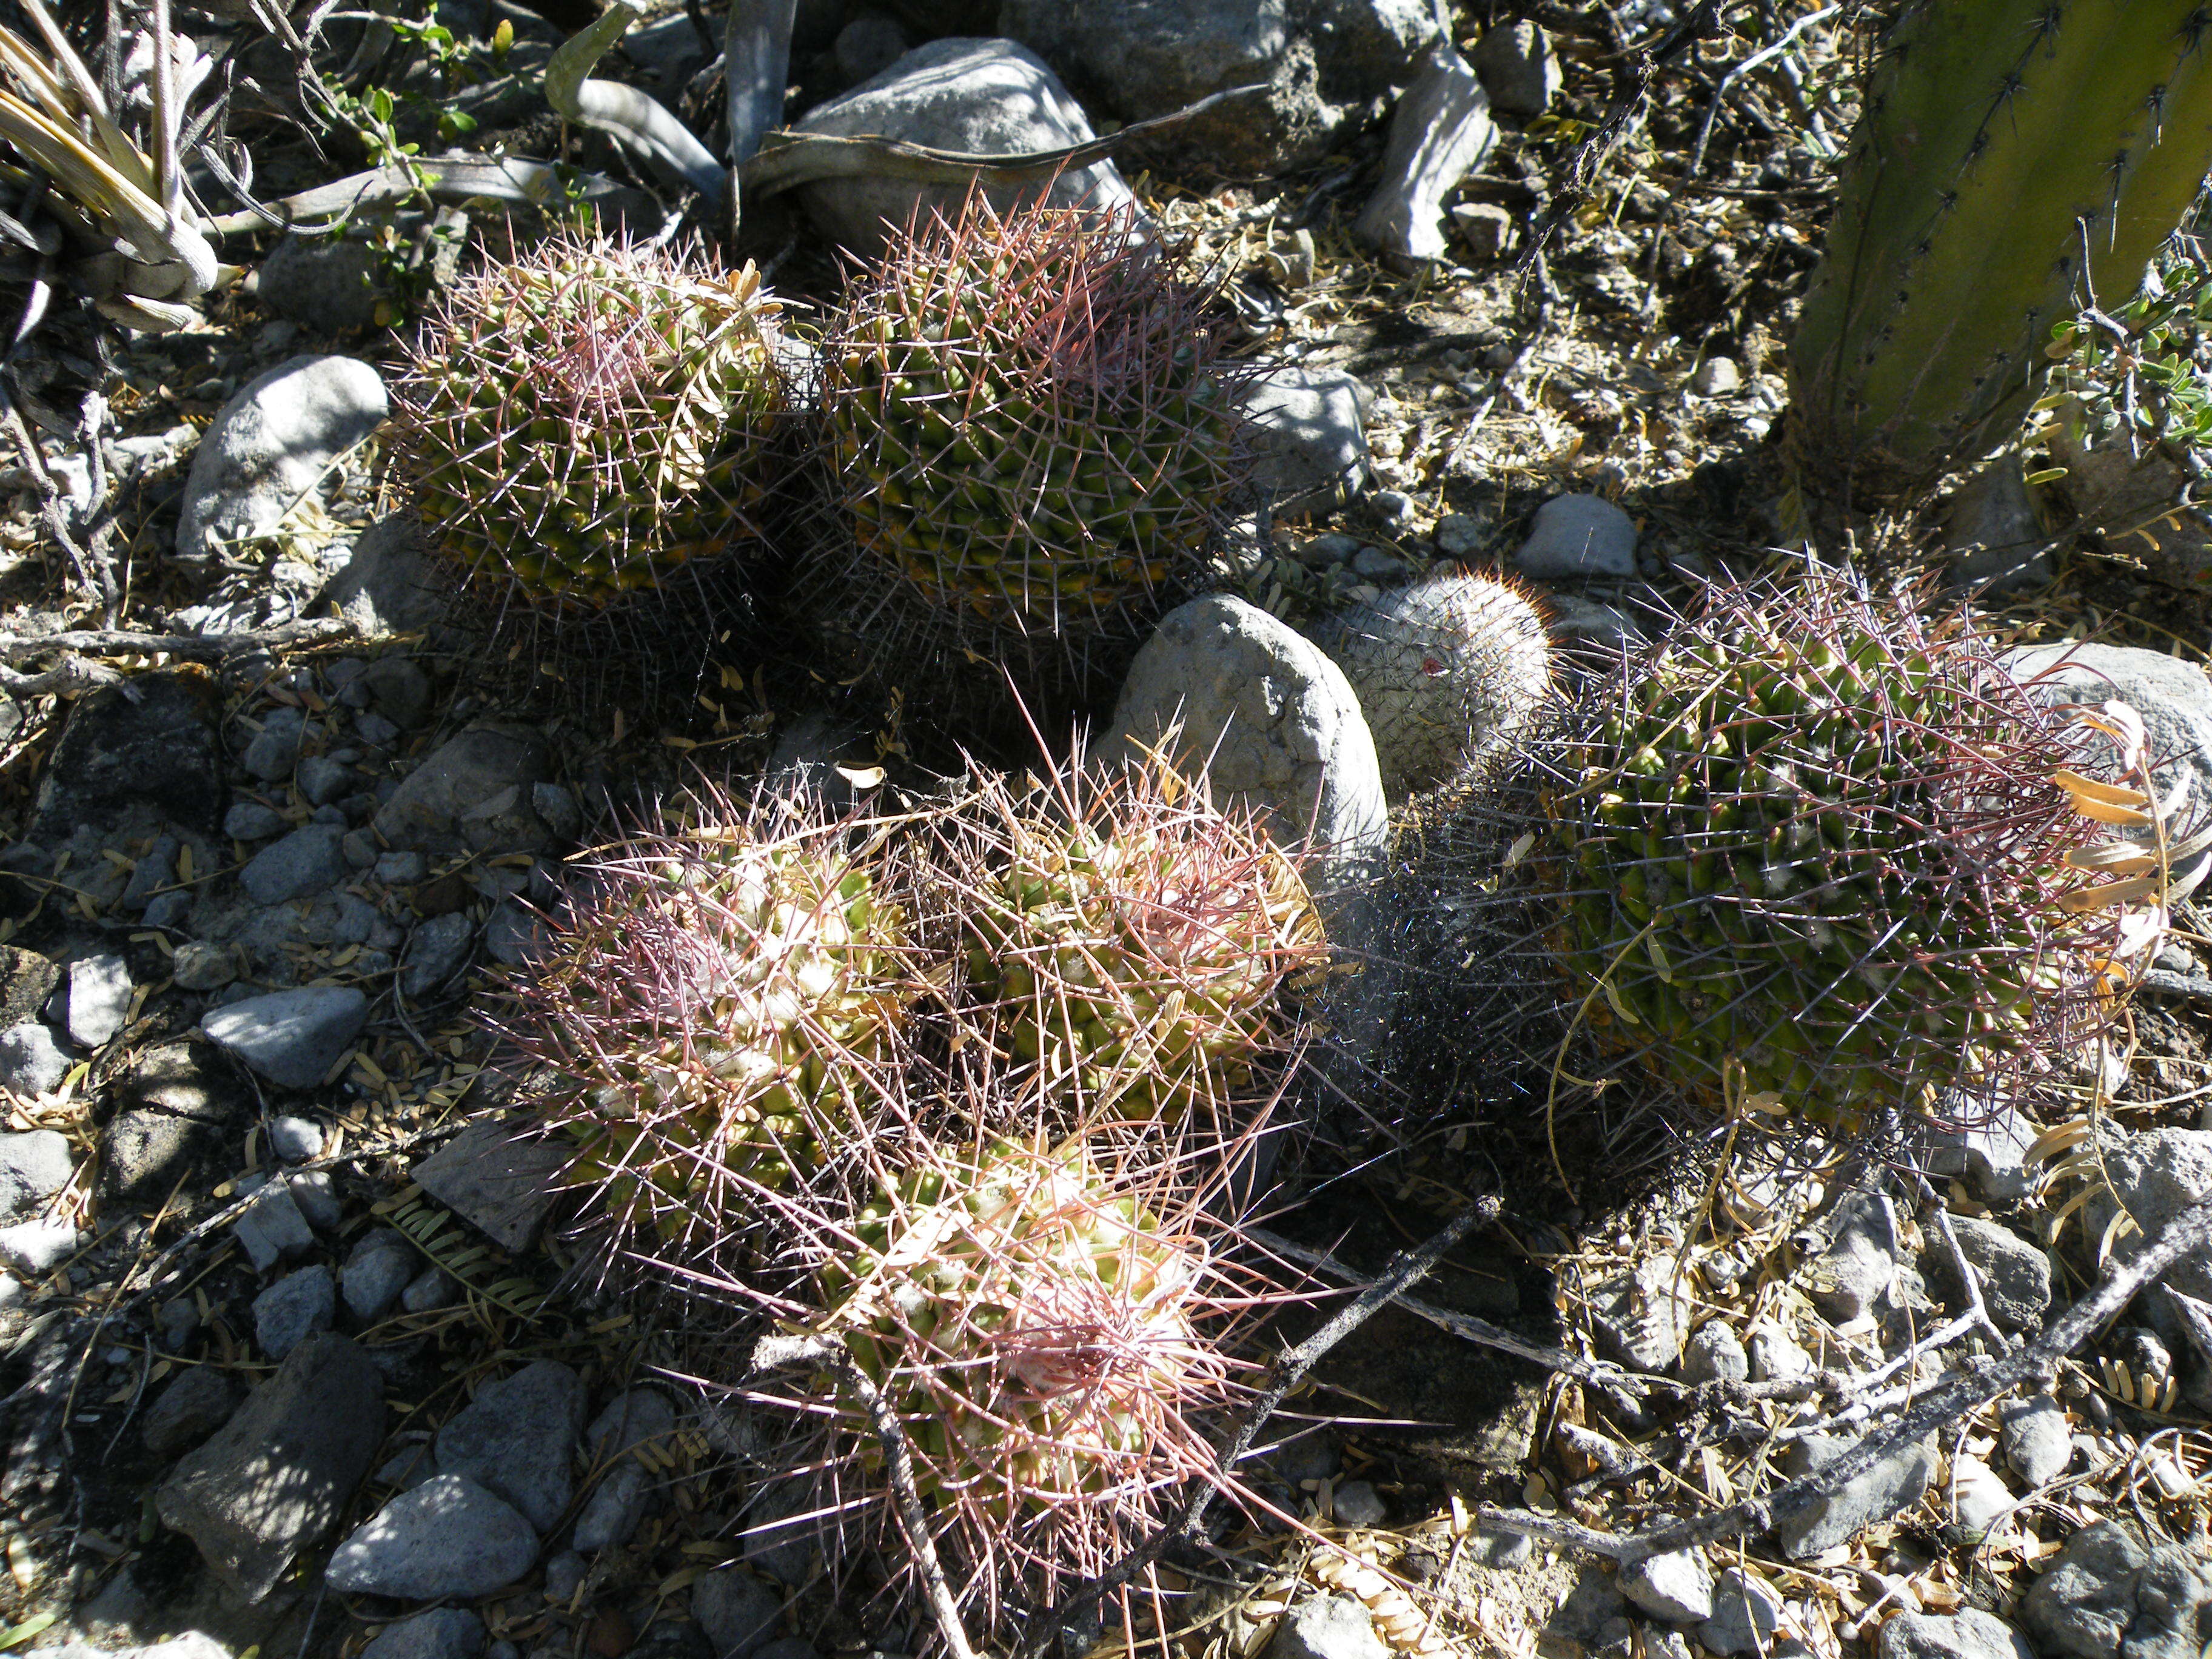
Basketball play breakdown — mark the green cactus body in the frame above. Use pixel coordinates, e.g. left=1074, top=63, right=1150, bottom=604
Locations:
left=392, top=237, right=788, bottom=608
left=817, top=1143, right=1220, bottom=1514
left=1316, top=570, right=1552, bottom=800
left=823, top=201, right=1247, bottom=636
left=539, top=831, right=913, bottom=1238
left=1541, top=581, right=2117, bottom=1129
left=1790, top=2, right=2212, bottom=491
left=966, top=797, right=1327, bottom=1123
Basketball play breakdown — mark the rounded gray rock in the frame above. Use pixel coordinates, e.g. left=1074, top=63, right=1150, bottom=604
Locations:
left=1104, top=593, right=1387, bottom=887
left=0, top=1022, right=72, bottom=1096
left=1475, top=19, right=1561, bottom=115
left=361, top=1607, right=487, bottom=1659
left=2000, top=1395, right=2073, bottom=1487
left=433, top=1359, right=585, bottom=1533
left=1269, top=1595, right=1389, bottom=1659
left=268, top=1114, right=324, bottom=1162
left=693, top=1567, right=783, bottom=1659
left=178, top=357, right=388, bottom=564
left=240, top=824, right=352, bottom=905
left=2023, top=1521, right=2212, bottom=1659
left=1680, top=1322, right=1749, bottom=1386
left=793, top=38, right=1136, bottom=260
left=1515, top=494, right=1639, bottom=580
left=342, top=1229, right=416, bottom=1322
left=255, top=1264, right=335, bottom=1359
left=1238, top=366, right=1370, bottom=509
left=325, top=1473, right=540, bottom=1600
left=1877, top=1610, right=2034, bottom=1659
left=1698, top=1569, right=1784, bottom=1657
left=1622, top=1550, right=1714, bottom=1625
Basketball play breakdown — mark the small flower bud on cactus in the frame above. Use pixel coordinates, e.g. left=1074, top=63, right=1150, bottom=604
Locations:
left=1315, top=569, right=1552, bottom=799
left=815, top=196, right=1252, bottom=668
left=502, top=798, right=917, bottom=1252
left=389, top=233, right=789, bottom=609
left=1533, top=575, right=2148, bottom=1130
left=956, top=758, right=1329, bottom=1124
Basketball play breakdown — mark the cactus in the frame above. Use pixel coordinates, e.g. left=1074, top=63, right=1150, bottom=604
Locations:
left=1313, top=569, right=1552, bottom=800
left=502, top=799, right=918, bottom=1252
left=789, top=1133, right=1255, bottom=1623
left=813, top=196, right=1250, bottom=676
left=1530, top=575, right=2136, bottom=1130
left=390, top=233, right=788, bottom=608
left=1789, top=1, right=2212, bottom=496
left=955, top=757, right=1329, bottom=1125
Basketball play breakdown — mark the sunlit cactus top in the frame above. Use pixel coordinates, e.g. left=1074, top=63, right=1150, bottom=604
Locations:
left=390, top=233, right=788, bottom=608
left=1541, top=576, right=2153, bottom=1131
left=824, top=196, right=1252, bottom=637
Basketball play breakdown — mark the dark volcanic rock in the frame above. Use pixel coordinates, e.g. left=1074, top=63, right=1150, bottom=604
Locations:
left=28, top=671, right=224, bottom=843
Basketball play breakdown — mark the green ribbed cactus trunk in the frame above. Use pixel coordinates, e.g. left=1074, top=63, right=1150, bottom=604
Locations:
left=1789, top=1, right=2212, bottom=500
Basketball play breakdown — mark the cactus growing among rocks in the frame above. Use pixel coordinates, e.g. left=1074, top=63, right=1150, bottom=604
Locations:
left=1790, top=1, right=2212, bottom=497
left=1313, top=569, right=1552, bottom=800
left=503, top=797, right=919, bottom=1255
left=1527, top=576, right=2152, bottom=1131
left=390, top=233, right=789, bottom=608
left=812, top=196, right=1252, bottom=693
left=955, top=757, right=1329, bottom=1126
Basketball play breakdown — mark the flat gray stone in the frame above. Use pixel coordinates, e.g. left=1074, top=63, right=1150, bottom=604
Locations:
left=361, top=1609, right=486, bottom=1659
left=1238, top=366, right=1369, bottom=509
left=401, top=911, right=474, bottom=1000
left=240, top=825, right=351, bottom=905
left=1621, top=1550, right=1714, bottom=1624
left=1928, top=1214, right=2050, bottom=1333
left=343, top=1228, right=416, bottom=1321
left=1774, top=1433, right=1936, bottom=1559
left=372, top=726, right=552, bottom=857
left=157, top=1332, right=385, bottom=1601
left=326, top=1474, right=540, bottom=1600
left=65, top=952, right=133, bottom=1048
left=1879, top=1611, right=2034, bottom=1659
left=1680, top=1323, right=1749, bottom=1386
left=296, top=755, right=356, bottom=807
left=2023, top=1521, right=2212, bottom=1659
left=225, top=802, right=289, bottom=840
left=269, top=1114, right=324, bottom=1162
left=2000, top=1395, right=2074, bottom=1487
left=233, top=1179, right=317, bottom=1272
left=1269, top=1595, right=1389, bottom=1659
left=0, top=1128, right=72, bottom=1222
left=1475, top=18, right=1560, bottom=114
left=434, top=1359, right=585, bottom=1533
left=1104, top=593, right=1388, bottom=889
left=571, top=1461, right=649, bottom=1553
left=178, top=356, right=389, bottom=564
left=692, top=1567, right=783, bottom=1659
left=0, top=1021, right=69, bottom=1096
left=318, top=515, right=449, bottom=639
left=1515, top=494, right=1638, bottom=579
left=1698, top=1568, right=1784, bottom=1657
left=243, top=708, right=307, bottom=783
left=793, top=38, right=1136, bottom=260
left=255, top=1264, right=335, bottom=1359
left=410, top=1116, right=568, bottom=1252
left=202, top=986, right=368, bottom=1089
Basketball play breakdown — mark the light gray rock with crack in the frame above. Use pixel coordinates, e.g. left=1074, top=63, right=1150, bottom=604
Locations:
left=1353, top=47, right=1496, bottom=264
left=325, top=1474, right=540, bottom=1600
left=202, top=986, right=368, bottom=1089
left=434, top=1359, right=586, bottom=1533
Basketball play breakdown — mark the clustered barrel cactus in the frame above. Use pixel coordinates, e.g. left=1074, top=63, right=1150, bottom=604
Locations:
left=1531, top=576, right=2133, bottom=1128
left=390, top=234, right=789, bottom=607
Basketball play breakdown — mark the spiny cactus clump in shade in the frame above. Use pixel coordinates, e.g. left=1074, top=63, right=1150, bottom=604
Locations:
left=389, top=233, right=789, bottom=608
left=818, top=196, right=1252, bottom=661
left=789, top=1133, right=1263, bottom=1627
left=502, top=796, right=919, bottom=1260
left=1534, top=575, right=2143, bottom=1133
left=954, top=757, right=1329, bottom=1127
left=1313, top=569, right=1552, bottom=800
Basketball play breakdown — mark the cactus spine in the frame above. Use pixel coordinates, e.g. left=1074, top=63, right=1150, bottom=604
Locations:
left=1789, top=2, right=2212, bottom=492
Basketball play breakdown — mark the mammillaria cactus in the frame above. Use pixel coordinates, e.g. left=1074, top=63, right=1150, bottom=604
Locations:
left=1528, top=576, right=2153, bottom=1131
left=1789, top=0, right=2212, bottom=498
left=503, top=799, right=918, bottom=1253
left=815, top=196, right=1251, bottom=684
left=956, top=759, right=1328, bottom=1125
left=389, top=233, right=788, bottom=608
left=1313, top=569, right=1552, bottom=800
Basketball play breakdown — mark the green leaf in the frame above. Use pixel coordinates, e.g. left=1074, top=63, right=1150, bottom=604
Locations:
left=1, top=1616, right=59, bottom=1651
left=2024, top=466, right=2069, bottom=484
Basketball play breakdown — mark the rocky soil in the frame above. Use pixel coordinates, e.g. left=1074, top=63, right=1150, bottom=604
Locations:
left=8, top=7, right=2212, bottom=1659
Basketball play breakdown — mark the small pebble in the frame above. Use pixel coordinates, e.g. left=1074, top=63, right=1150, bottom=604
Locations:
left=143, top=890, right=192, bottom=930
left=1371, top=489, right=1416, bottom=527
left=268, top=1114, right=325, bottom=1162
left=1433, top=514, right=1482, bottom=557
left=375, top=850, right=429, bottom=886
left=1332, top=1480, right=1386, bottom=1527
left=297, top=755, right=357, bottom=806
left=1691, top=356, right=1743, bottom=397
left=171, top=941, right=236, bottom=991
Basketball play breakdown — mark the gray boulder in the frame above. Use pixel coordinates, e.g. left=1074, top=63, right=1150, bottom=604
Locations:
left=360, top=1609, right=487, bottom=1659
left=2000, top=1395, right=2074, bottom=1487
left=239, top=825, right=351, bottom=905
left=325, top=1474, right=541, bottom=1600
left=372, top=725, right=554, bottom=857
left=1102, top=593, right=1387, bottom=888
left=2023, top=1521, right=2212, bottom=1659
left=1269, top=1595, right=1389, bottom=1659
left=318, top=515, right=449, bottom=638
left=1774, top=1433, right=1936, bottom=1559
left=343, top=1228, right=417, bottom=1322
left=1517, top=494, right=1638, bottom=580
left=177, top=356, right=387, bottom=563
left=156, top=1332, right=385, bottom=1601
left=255, top=1265, right=336, bottom=1359
left=410, top=1116, right=568, bottom=1252
left=793, top=38, right=1135, bottom=260
left=692, top=1567, right=783, bottom=1659
left=1925, top=1213, right=2050, bottom=1333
